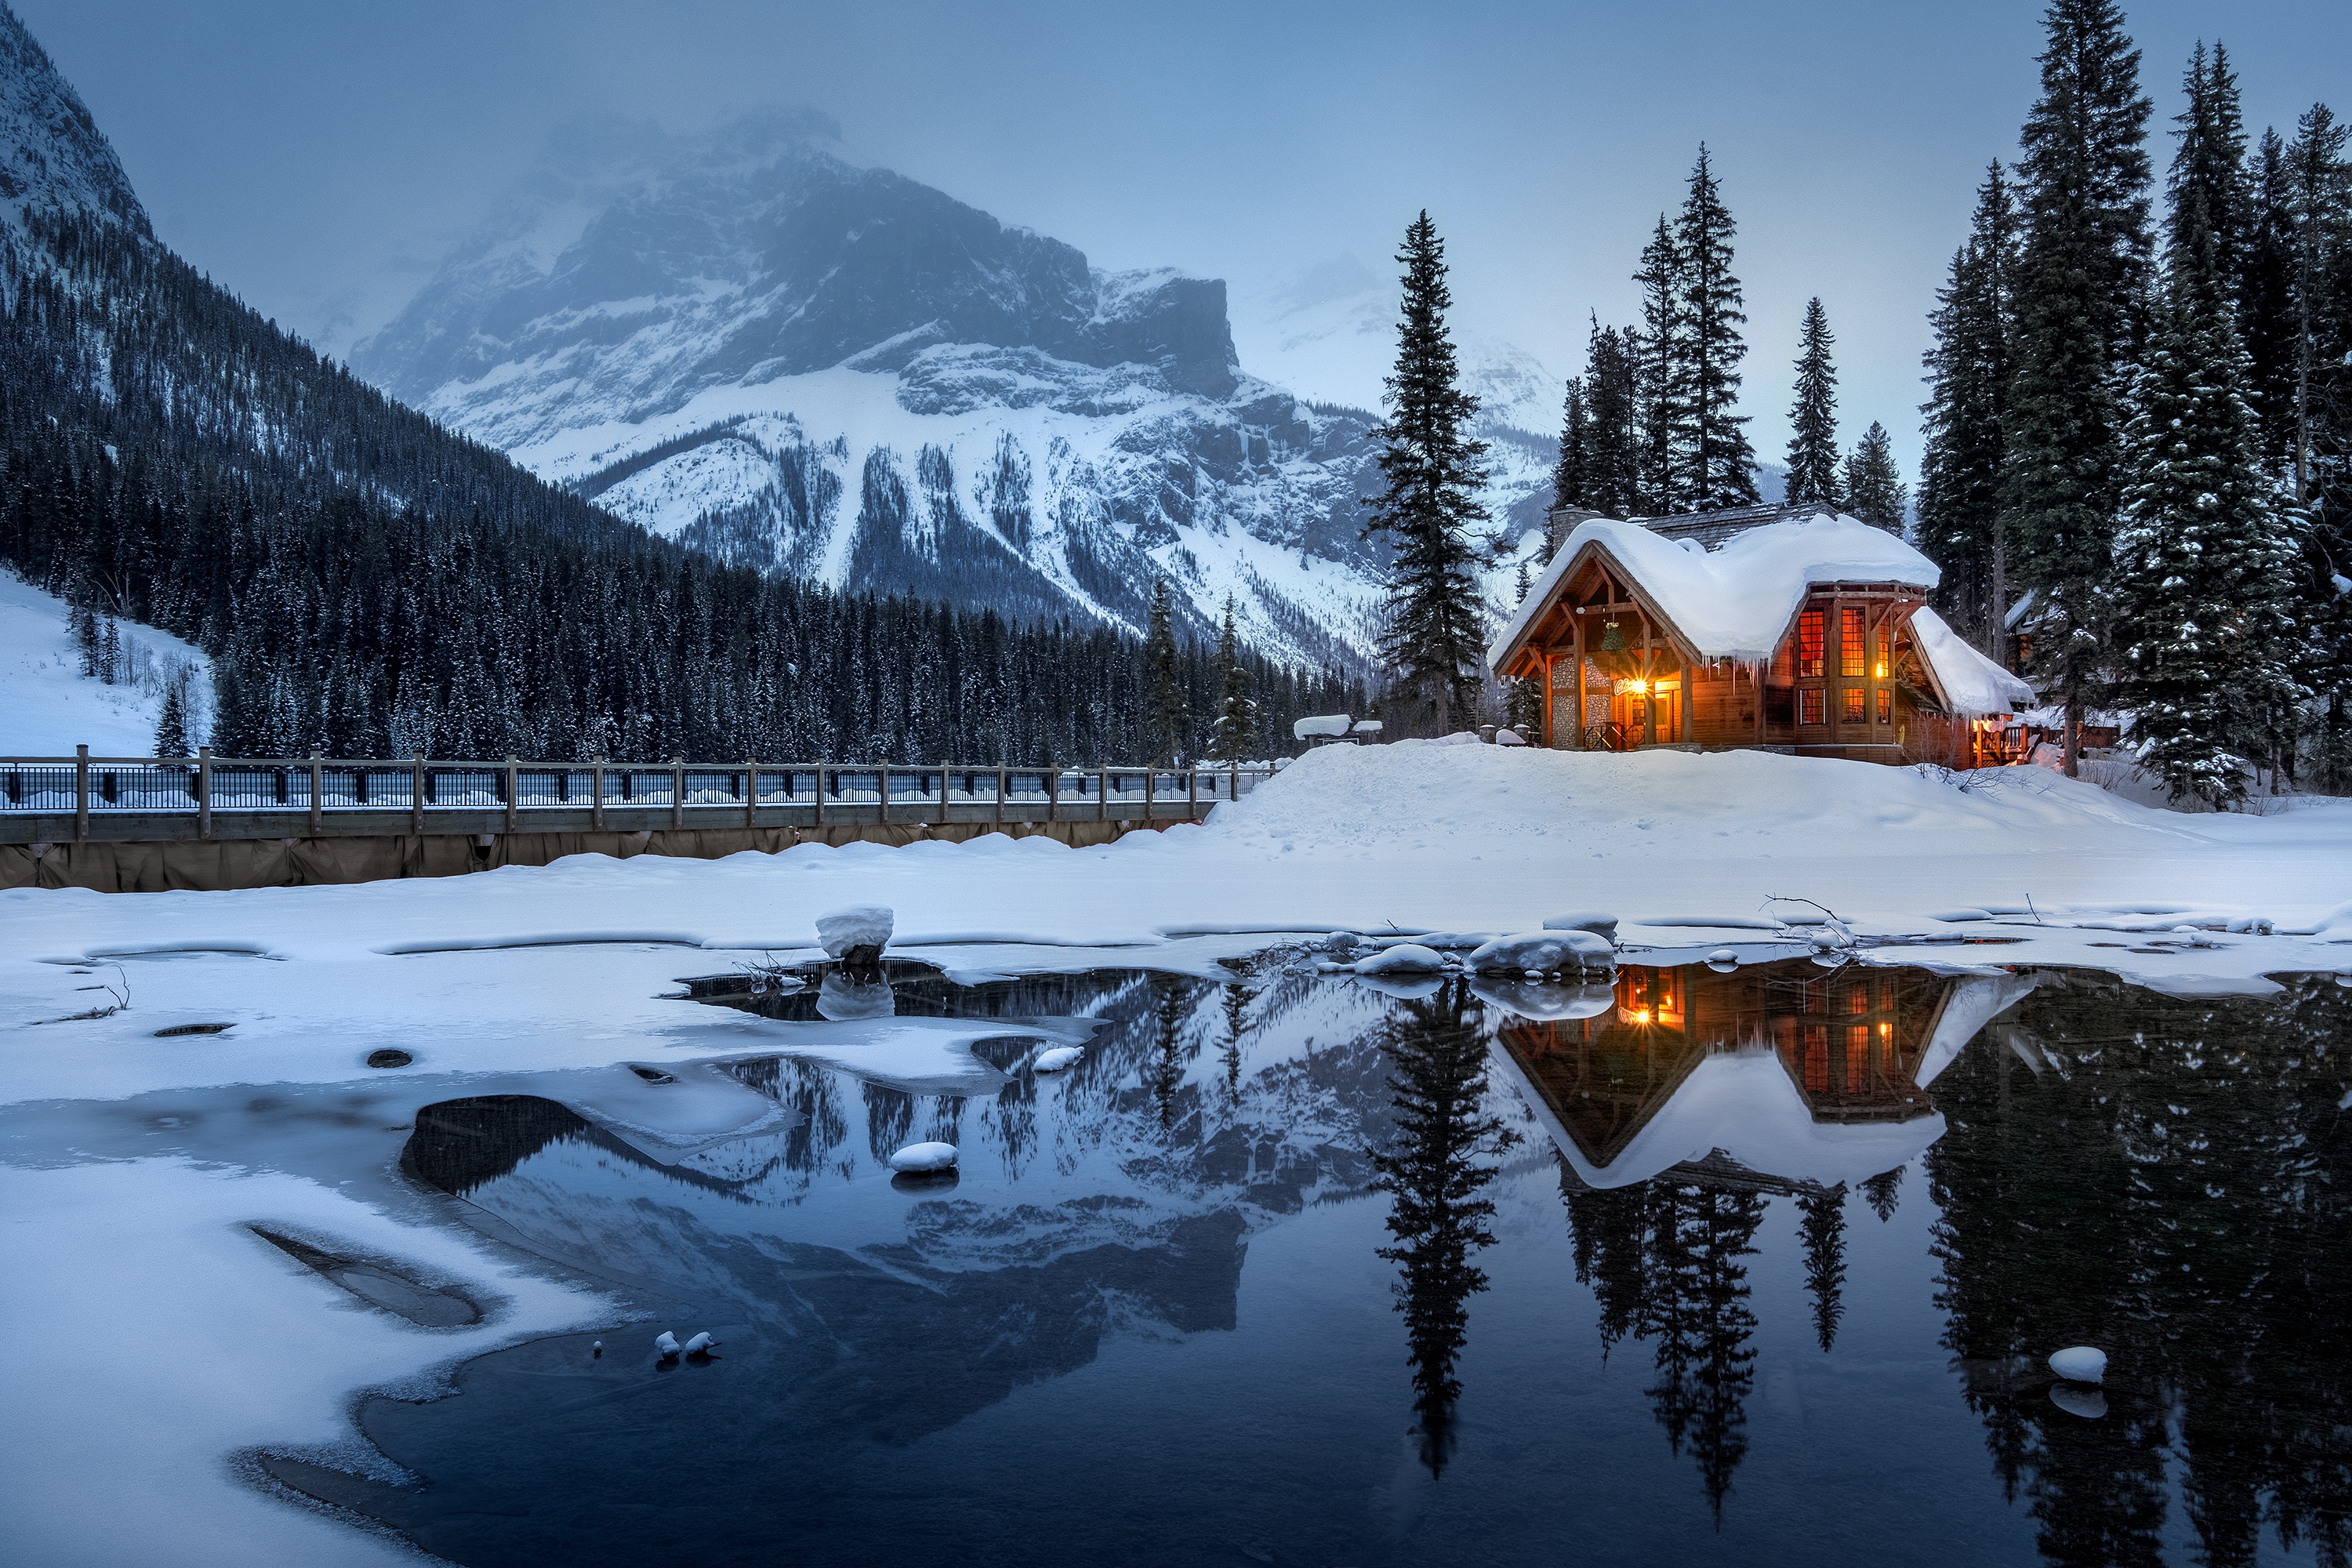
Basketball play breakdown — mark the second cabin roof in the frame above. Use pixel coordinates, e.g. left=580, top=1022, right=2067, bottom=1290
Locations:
left=1488, top=511, right=1942, bottom=674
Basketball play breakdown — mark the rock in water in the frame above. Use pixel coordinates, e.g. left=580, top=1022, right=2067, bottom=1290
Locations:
left=1542, top=912, right=1619, bottom=940
left=1706, top=949, right=1740, bottom=972
left=1354, top=943, right=1446, bottom=975
left=681, top=1331, right=717, bottom=1356
left=1032, top=1046, right=1084, bottom=1073
left=2049, top=1345, right=2107, bottom=1384
left=1468, top=930, right=1617, bottom=975
left=888, top=1141, right=958, bottom=1174
left=2049, top=1385, right=2107, bottom=1420
left=654, top=1330, right=681, bottom=1357
left=816, top=905, right=893, bottom=963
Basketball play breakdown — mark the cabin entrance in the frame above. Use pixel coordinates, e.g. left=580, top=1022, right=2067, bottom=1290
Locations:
left=1605, top=680, right=1681, bottom=749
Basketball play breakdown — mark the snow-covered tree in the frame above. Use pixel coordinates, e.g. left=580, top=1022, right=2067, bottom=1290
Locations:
left=2113, top=180, right=2301, bottom=806
left=1784, top=297, right=1842, bottom=506
left=1144, top=577, right=1186, bottom=763
left=1207, top=598, right=1256, bottom=761
left=152, top=675, right=188, bottom=758
left=1363, top=211, right=1491, bottom=735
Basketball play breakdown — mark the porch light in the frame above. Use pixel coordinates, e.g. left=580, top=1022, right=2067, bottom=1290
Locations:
left=1875, top=662, right=1888, bottom=678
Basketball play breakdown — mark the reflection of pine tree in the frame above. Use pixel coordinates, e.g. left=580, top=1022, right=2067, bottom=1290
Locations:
left=863, top=1082, right=915, bottom=1165
left=1926, top=974, right=2352, bottom=1568
left=1368, top=978, right=1502, bottom=1476
left=1860, top=1165, right=1904, bottom=1221
left=1557, top=1168, right=1766, bottom=1517
left=1220, top=981, right=1251, bottom=1098
left=1146, top=975, right=1200, bottom=1129
left=1797, top=1185, right=1849, bottom=1352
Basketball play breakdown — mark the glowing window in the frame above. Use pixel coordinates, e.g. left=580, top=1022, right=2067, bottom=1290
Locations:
left=1848, top=985, right=1870, bottom=1014
left=1876, top=688, right=1893, bottom=724
left=1798, top=609, right=1824, bottom=677
left=1841, top=608, right=1866, bottom=677
left=1798, top=688, right=1824, bottom=725
left=1875, top=622, right=1892, bottom=678
left=1842, top=687, right=1865, bottom=722
left=1805, top=1024, right=1828, bottom=1092
left=1846, top=1025, right=1869, bottom=1091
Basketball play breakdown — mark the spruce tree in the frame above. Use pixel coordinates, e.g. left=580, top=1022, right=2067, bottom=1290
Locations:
left=2241, top=129, right=2300, bottom=467
left=2278, top=105, right=2352, bottom=788
left=2167, top=43, right=2250, bottom=310
left=1581, top=318, right=1645, bottom=518
left=2005, top=0, right=2154, bottom=775
left=1632, top=217, right=1689, bottom=513
left=153, top=676, right=188, bottom=758
left=2114, top=147, right=2303, bottom=807
left=1920, top=163, right=2020, bottom=657
left=1675, top=146, right=1762, bottom=510
left=1842, top=423, right=1908, bottom=533
left=1363, top=212, right=1491, bottom=735
left=1784, top=297, right=1842, bottom=505
left=1208, top=598, right=1256, bottom=761
left=1144, top=577, right=1186, bottom=763
left=1551, top=375, right=1591, bottom=519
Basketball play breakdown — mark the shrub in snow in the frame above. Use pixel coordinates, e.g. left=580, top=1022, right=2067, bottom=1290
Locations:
left=888, top=1141, right=958, bottom=1173
left=1542, top=911, right=1618, bottom=939
left=2048, top=1346, right=2107, bottom=1384
left=1494, top=728, right=1527, bottom=746
left=815, top=905, right=892, bottom=961
left=1468, top=930, right=1616, bottom=975
left=1354, top=943, right=1447, bottom=975
left=1032, top=1046, right=1083, bottom=1073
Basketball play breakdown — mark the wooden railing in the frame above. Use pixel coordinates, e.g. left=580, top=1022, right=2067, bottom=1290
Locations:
left=0, top=747, right=1273, bottom=845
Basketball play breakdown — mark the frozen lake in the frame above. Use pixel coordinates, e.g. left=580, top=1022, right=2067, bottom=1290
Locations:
left=36, top=953, right=2339, bottom=1567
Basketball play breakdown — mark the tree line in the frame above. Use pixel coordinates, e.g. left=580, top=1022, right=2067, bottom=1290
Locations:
left=0, top=210, right=1359, bottom=764
left=1915, top=4, right=2346, bottom=800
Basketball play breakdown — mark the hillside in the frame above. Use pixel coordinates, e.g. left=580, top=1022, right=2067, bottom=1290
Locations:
left=0, top=9, right=1357, bottom=761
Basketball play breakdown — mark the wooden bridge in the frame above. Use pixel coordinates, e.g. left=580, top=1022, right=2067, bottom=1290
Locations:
left=2, top=748, right=1273, bottom=849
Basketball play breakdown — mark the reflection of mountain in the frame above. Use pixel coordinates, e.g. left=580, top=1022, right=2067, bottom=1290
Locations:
left=1924, top=971, right=2352, bottom=1568
left=1367, top=977, right=1503, bottom=1476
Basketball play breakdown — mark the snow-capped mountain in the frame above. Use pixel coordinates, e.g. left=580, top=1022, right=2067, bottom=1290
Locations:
left=355, top=116, right=1559, bottom=666
left=0, top=9, right=149, bottom=240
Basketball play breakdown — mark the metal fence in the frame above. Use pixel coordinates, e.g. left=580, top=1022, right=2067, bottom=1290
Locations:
left=0, top=747, right=1274, bottom=842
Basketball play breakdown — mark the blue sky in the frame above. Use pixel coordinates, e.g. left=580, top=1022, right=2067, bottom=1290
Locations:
left=18, top=1, right=2349, bottom=473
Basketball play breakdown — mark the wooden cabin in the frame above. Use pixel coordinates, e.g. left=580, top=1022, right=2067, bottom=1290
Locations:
left=1489, top=504, right=2034, bottom=766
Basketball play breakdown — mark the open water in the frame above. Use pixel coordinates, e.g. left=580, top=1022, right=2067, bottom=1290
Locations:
left=202, top=956, right=2352, bottom=1565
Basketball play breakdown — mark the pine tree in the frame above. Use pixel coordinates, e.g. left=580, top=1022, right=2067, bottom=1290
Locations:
left=1363, top=212, right=1492, bottom=735
left=1551, top=375, right=1591, bottom=518
left=2278, top=106, right=2352, bottom=789
left=1675, top=146, right=1762, bottom=510
left=1208, top=597, right=1256, bottom=761
left=1842, top=423, right=1908, bottom=533
left=1580, top=318, right=1645, bottom=517
left=98, top=617, right=119, bottom=684
left=1784, top=297, right=1842, bottom=505
left=2241, top=129, right=2300, bottom=467
left=152, top=675, right=188, bottom=758
left=2004, top=0, right=2154, bottom=776
left=1920, top=163, right=2020, bottom=659
left=1796, top=1187, right=1848, bottom=1353
left=2114, top=139, right=2303, bottom=807
left=1632, top=217, right=1688, bottom=513
left=2167, top=43, right=2250, bottom=310
left=1144, top=577, right=1187, bottom=763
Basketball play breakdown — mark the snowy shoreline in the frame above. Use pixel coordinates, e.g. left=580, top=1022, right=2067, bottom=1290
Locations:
left=2, top=744, right=2348, bottom=1566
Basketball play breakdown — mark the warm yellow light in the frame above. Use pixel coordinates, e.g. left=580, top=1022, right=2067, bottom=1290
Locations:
left=1879, top=1022, right=1892, bottom=1036
left=1631, top=680, right=1650, bottom=695
left=1633, top=1008, right=1651, bottom=1024
left=1875, top=663, right=1889, bottom=679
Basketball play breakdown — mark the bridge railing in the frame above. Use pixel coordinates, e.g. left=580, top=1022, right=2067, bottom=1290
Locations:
left=0, top=748, right=1276, bottom=843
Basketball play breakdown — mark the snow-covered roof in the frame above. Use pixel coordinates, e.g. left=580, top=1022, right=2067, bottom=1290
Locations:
left=1488, top=513, right=1940, bottom=674
left=1908, top=607, right=2036, bottom=718
left=1490, top=1042, right=1947, bottom=1192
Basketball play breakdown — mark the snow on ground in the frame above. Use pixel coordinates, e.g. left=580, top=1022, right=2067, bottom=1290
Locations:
left=0, top=571, right=211, bottom=754
left=3, top=741, right=2349, bottom=1565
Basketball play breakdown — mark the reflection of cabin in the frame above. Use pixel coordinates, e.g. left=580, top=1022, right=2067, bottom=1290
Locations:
left=1488, top=960, right=1961, bottom=1192
left=1488, top=504, right=2034, bottom=766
